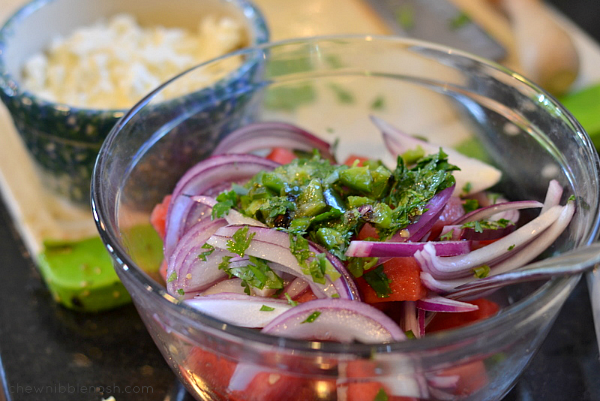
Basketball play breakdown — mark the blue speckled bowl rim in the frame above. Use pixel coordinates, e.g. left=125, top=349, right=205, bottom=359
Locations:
left=0, top=0, right=270, bottom=121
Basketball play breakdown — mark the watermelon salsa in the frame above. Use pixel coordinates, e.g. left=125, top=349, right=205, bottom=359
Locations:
left=149, top=118, right=574, bottom=400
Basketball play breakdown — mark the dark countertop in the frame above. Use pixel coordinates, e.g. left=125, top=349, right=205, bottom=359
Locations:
left=1, top=1, right=600, bottom=400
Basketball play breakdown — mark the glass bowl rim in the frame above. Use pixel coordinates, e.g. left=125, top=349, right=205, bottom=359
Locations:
left=92, top=34, right=600, bottom=355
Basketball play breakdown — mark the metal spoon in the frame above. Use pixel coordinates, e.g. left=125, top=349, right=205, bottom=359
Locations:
left=448, top=242, right=600, bottom=300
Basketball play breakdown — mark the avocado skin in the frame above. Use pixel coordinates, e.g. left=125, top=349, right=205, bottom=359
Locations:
left=37, top=224, right=163, bottom=312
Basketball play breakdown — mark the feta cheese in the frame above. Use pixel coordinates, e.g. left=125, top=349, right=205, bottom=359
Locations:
left=22, top=13, right=247, bottom=109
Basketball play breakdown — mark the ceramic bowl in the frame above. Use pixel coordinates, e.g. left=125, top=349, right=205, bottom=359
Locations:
left=0, top=0, right=268, bottom=204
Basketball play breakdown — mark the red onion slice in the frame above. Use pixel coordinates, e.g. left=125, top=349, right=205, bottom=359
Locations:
left=186, top=293, right=294, bottom=328
left=390, top=185, right=455, bottom=242
left=371, top=115, right=502, bottom=196
left=452, top=200, right=543, bottom=225
left=280, top=277, right=311, bottom=300
left=416, top=205, right=564, bottom=280
left=262, top=299, right=406, bottom=343
left=164, top=154, right=279, bottom=259
left=211, top=121, right=335, bottom=161
left=541, top=179, right=563, bottom=213
left=167, top=218, right=229, bottom=296
left=418, top=308, right=426, bottom=338
left=448, top=201, right=576, bottom=300
left=201, top=278, right=247, bottom=296
left=345, top=240, right=471, bottom=258
left=342, top=353, right=430, bottom=399
left=416, top=294, right=479, bottom=312
left=439, top=224, right=516, bottom=241
left=481, top=202, right=575, bottom=277
left=190, top=195, right=266, bottom=227
left=400, top=301, right=422, bottom=338
left=422, top=201, right=576, bottom=297
left=427, top=374, right=460, bottom=390
left=207, top=225, right=360, bottom=300
left=421, top=273, right=467, bottom=294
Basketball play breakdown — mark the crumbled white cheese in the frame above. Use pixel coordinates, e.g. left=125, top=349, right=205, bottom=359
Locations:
left=22, top=13, right=247, bottom=109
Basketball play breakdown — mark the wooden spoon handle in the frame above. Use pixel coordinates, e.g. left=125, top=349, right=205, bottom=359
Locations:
left=501, top=0, right=580, bottom=95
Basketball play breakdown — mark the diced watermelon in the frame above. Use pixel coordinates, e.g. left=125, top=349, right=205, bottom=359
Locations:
left=426, top=298, right=500, bottom=333
left=357, top=223, right=379, bottom=240
left=150, top=194, right=172, bottom=239
left=184, top=346, right=237, bottom=396
left=470, top=239, right=502, bottom=250
left=293, top=288, right=318, bottom=303
left=437, top=361, right=488, bottom=397
left=266, top=147, right=297, bottom=164
left=159, top=260, right=168, bottom=283
left=356, top=257, right=427, bottom=303
left=344, top=154, right=370, bottom=167
left=230, top=371, right=335, bottom=401
left=428, top=196, right=465, bottom=239
left=186, top=347, right=331, bottom=401
left=342, top=360, right=418, bottom=401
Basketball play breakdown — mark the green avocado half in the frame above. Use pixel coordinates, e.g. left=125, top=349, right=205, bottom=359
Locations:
left=37, top=224, right=163, bottom=312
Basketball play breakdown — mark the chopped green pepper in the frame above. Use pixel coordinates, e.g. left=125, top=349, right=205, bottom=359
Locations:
left=339, top=166, right=374, bottom=193
left=296, top=178, right=328, bottom=217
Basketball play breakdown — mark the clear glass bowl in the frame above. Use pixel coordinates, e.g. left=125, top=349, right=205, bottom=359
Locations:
left=92, top=36, right=600, bottom=400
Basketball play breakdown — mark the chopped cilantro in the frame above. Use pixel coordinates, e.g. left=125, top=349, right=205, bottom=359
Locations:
left=290, top=234, right=313, bottom=267
left=219, top=255, right=283, bottom=295
left=301, top=311, right=322, bottom=323
left=401, top=146, right=425, bottom=165
left=374, top=387, right=389, bottom=401
left=462, top=181, right=472, bottom=196
left=212, top=190, right=238, bottom=219
left=218, top=256, right=233, bottom=273
left=363, top=265, right=392, bottom=298
left=305, top=253, right=328, bottom=285
left=462, top=198, right=479, bottom=213
left=381, top=151, right=458, bottom=238
left=462, top=219, right=512, bottom=233
left=497, top=218, right=511, bottom=226
left=176, top=288, right=185, bottom=296
left=214, top=149, right=458, bottom=272
left=227, top=226, right=256, bottom=257
left=347, top=256, right=379, bottom=278
left=405, top=330, right=416, bottom=339
left=439, top=230, right=455, bottom=241
left=508, top=244, right=516, bottom=251
left=284, top=293, right=298, bottom=306
left=473, top=265, right=490, bottom=278
left=260, top=305, right=275, bottom=312
left=198, top=243, right=215, bottom=261
left=569, top=194, right=576, bottom=201
left=488, top=192, right=501, bottom=204
left=167, top=272, right=177, bottom=283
